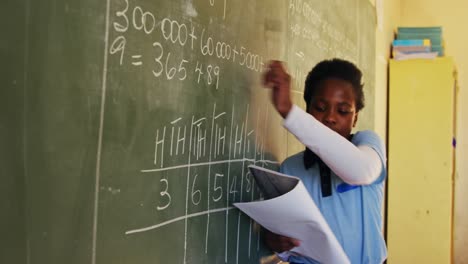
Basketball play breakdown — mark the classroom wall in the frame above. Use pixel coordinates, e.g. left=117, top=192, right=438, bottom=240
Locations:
left=398, top=1, right=468, bottom=263
left=372, top=0, right=401, bottom=140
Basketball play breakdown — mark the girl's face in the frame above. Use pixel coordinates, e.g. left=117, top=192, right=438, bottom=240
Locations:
left=307, top=78, right=358, bottom=139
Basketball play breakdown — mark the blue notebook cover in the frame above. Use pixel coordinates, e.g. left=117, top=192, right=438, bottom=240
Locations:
left=393, top=39, right=431, bottom=47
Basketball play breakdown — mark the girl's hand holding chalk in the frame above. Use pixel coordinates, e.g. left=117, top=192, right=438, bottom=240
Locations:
left=263, top=61, right=293, bottom=118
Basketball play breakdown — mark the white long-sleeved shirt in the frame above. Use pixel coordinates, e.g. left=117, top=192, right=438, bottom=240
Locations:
left=283, top=105, right=383, bottom=185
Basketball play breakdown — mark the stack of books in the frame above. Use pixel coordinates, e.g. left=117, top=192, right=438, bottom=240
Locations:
left=392, top=27, right=444, bottom=60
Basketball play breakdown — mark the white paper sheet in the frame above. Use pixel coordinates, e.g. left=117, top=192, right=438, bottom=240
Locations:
left=234, top=165, right=350, bottom=264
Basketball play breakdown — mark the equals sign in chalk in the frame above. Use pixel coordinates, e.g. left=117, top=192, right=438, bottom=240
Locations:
left=132, top=55, right=143, bottom=66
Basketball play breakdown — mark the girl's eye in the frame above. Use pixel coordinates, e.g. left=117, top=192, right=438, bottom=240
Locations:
left=338, top=109, right=352, bottom=115
left=315, top=106, right=326, bottom=112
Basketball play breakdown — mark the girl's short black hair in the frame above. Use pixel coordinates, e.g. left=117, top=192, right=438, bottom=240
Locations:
left=304, top=58, right=365, bottom=112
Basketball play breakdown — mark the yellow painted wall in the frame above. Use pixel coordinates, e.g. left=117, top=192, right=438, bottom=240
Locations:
left=398, top=1, right=468, bottom=263
left=375, top=0, right=400, bottom=140
left=371, top=0, right=401, bottom=140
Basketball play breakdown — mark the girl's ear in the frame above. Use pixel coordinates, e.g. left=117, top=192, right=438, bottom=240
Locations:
left=353, top=112, right=359, bottom=127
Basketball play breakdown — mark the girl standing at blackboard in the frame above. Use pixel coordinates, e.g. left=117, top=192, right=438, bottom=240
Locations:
left=262, top=59, right=387, bottom=264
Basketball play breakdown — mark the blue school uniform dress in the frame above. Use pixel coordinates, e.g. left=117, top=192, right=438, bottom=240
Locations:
left=279, top=130, right=387, bottom=264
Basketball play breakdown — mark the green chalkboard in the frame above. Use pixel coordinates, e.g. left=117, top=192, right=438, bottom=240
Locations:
left=2, top=0, right=375, bottom=263
left=1, top=1, right=27, bottom=263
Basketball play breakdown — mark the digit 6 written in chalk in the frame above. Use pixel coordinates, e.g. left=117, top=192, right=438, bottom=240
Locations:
left=191, top=174, right=202, bottom=205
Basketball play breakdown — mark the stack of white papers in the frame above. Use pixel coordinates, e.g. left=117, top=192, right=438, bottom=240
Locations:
left=234, top=165, right=350, bottom=264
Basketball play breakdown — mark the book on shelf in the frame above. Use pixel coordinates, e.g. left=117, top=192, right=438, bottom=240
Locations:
left=393, top=39, right=431, bottom=47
